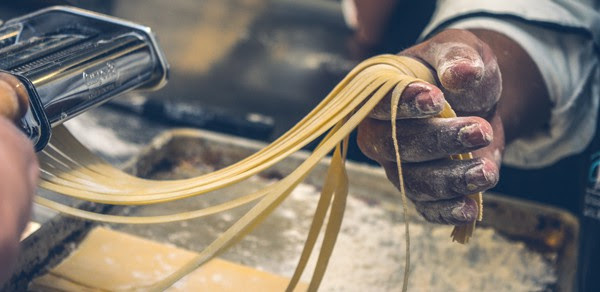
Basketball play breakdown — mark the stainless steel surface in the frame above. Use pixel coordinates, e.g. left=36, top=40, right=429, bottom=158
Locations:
left=0, top=6, right=169, bottom=150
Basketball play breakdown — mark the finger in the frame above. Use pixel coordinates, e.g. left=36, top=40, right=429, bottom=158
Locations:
left=380, top=157, right=498, bottom=202
left=472, top=112, right=505, bottom=166
left=436, top=42, right=501, bottom=116
left=357, top=116, right=492, bottom=163
left=0, top=117, right=36, bottom=161
left=0, top=117, right=36, bottom=230
left=0, top=116, right=35, bottom=283
left=402, top=29, right=501, bottom=115
left=414, top=197, right=479, bottom=225
left=0, top=80, right=22, bottom=121
left=0, top=230, right=19, bottom=283
left=0, top=73, right=29, bottom=121
left=368, top=81, right=445, bottom=120
left=434, top=42, right=485, bottom=93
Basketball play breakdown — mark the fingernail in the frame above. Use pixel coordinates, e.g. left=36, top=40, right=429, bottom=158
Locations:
left=465, top=163, right=493, bottom=190
left=450, top=199, right=477, bottom=224
left=458, top=124, right=491, bottom=147
left=415, top=90, right=443, bottom=114
left=439, top=59, right=484, bottom=91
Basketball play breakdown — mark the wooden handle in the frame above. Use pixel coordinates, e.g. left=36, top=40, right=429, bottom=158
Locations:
left=0, top=73, right=29, bottom=122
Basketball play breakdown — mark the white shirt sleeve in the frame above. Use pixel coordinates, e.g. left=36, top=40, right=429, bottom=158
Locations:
left=421, top=1, right=600, bottom=169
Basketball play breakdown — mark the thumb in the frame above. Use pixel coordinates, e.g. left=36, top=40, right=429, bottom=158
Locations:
left=401, top=29, right=501, bottom=116
left=0, top=73, right=29, bottom=121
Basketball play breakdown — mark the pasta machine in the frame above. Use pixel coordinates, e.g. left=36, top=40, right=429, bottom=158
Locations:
left=0, top=6, right=169, bottom=151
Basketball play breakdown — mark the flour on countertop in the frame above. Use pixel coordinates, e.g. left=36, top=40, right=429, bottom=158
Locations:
left=114, top=178, right=557, bottom=291
left=65, top=116, right=141, bottom=157
left=274, top=183, right=556, bottom=291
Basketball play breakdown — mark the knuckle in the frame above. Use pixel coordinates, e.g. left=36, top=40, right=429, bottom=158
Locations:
left=369, top=92, right=394, bottom=120
left=415, top=202, right=452, bottom=224
left=381, top=162, right=401, bottom=189
left=405, top=161, right=470, bottom=201
left=357, top=121, right=388, bottom=162
left=358, top=118, right=408, bottom=163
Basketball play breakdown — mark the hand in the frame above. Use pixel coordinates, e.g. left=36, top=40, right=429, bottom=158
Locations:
left=357, top=29, right=504, bottom=225
left=0, top=77, right=37, bottom=283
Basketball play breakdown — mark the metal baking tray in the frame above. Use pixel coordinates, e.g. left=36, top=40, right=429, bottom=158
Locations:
left=6, top=129, right=579, bottom=291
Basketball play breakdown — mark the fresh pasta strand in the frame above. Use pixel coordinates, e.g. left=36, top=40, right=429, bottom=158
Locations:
left=35, top=55, right=483, bottom=291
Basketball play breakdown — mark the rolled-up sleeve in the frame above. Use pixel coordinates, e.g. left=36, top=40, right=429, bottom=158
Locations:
left=421, top=0, right=600, bottom=169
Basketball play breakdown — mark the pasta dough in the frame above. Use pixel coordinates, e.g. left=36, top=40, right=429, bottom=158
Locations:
left=31, top=227, right=308, bottom=291
left=35, top=55, right=482, bottom=291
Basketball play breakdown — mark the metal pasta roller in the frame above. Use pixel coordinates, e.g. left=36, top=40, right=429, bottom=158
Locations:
left=0, top=6, right=169, bottom=151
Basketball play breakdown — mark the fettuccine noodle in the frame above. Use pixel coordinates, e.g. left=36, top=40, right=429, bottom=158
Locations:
left=35, top=55, right=482, bottom=291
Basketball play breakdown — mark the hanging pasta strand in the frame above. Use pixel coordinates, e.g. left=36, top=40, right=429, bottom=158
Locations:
left=35, top=55, right=483, bottom=291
